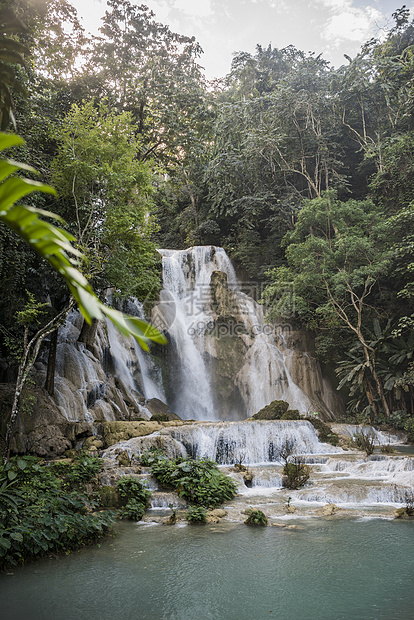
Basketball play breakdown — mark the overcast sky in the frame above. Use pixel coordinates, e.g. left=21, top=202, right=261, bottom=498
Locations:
left=69, top=0, right=414, bottom=79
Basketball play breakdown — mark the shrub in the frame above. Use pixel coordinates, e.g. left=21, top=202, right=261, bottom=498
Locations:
left=244, top=508, right=268, bottom=526
left=120, top=499, right=146, bottom=521
left=352, top=430, right=376, bottom=455
left=138, top=447, right=165, bottom=467
left=404, top=490, right=414, bottom=515
left=277, top=439, right=295, bottom=466
left=116, top=477, right=151, bottom=508
left=149, top=454, right=237, bottom=508
left=282, top=458, right=311, bottom=490
left=0, top=456, right=115, bottom=570
left=66, top=453, right=103, bottom=486
left=404, top=418, right=414, bottom=443
left=186, top=506, right=207, bottom=523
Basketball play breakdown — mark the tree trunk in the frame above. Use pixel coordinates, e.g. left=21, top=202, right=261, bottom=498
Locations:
left=78, top=318, right=99, bottom=350
left=44, top=328, right=58, bottom=396
left=3, top=302, right=73, bottom=463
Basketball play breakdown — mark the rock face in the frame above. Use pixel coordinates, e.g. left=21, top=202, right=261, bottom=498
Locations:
left=0, top=384, right=92, bottom=458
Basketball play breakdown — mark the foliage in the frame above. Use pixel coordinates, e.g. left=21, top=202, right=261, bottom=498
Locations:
left=149, top=453, right=237, bottom=508
left=351, top=429, right=377, bottom=456
left=282, top=459, right=310, bottom=490
left=116, top=476, right=151, bottom=509
left=244, top=508, right=268, bottom=526
left=119, top=499, right=146, bottom=521
left=403, top=490, right=414, bottom=515
left=66, top=453, right=103, bottom=486
left=138, top=447, right=165, bottom=467
left=0, top=7, right=28, bottom=129
left=51, top=100, right=161, bottom=302
left=0, top=455, right=115, bottom=569
left=403, top=419, right=414, bottom=444
left=186, top=505, right=207, bottom=523
left=0, top=131, right=166, bottom=349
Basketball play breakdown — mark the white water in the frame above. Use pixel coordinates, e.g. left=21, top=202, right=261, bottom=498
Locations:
left=52, top=306, right=166, bottom=423
left=166, top=420, right=341, bottom=464
left=158, top=246, right=321, bottom=420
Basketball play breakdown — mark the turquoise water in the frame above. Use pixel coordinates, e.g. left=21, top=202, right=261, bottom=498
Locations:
left=1, top=518, right=413, bottom=620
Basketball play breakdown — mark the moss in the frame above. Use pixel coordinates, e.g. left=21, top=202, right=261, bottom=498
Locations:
left=252, top=400, right=289, bottom=420
left=281, top=409, right=301, bottom=420
left=150, top=414, right=170, bottom=422
left=306, top=417, right=339, bottom=446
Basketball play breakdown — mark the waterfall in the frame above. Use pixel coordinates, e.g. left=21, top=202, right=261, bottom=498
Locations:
left=167, top=420, right=341, bottom=464
left=102, top=419, right=414, bottom=508
left=157, top=246, right=324, bottom=421
left=52, top=304, right=166, bottom=423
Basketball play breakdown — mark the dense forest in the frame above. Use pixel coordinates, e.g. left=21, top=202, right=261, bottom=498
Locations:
left=0, top=0, right=414, bottom=438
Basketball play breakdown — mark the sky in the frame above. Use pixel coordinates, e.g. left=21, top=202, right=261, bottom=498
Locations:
left=69, top=0, right=414, bottom=79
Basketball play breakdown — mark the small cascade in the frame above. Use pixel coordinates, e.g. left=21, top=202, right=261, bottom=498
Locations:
left=331, top=423, right=403, bottom=445
left=52, top=306, right=166, bottom=424
left=102, top=420, right=342, bottom=466
left=102, top=419, right=414, bottom=512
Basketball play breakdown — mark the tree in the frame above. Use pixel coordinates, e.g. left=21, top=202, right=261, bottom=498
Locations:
left=50, top=100, right=161, bottom=301
left=88, top=0, right=206, bottom=165
left=263, top=191, right=392, bottom=418
left=0, top=132, right=166, bottom=462
left=0, top=6, right=27, bottom=129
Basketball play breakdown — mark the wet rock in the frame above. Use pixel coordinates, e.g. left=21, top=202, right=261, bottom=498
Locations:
left=101, top=420, right=195, bottom=447
left=209, top=509, right=227, bottom=518
left=147, top=398, right=182, bottom=421
left=394, top=507, right=414, bottom=519
left=318, top=503, right=340, bottom=516
left=285, top=505, right=296, bottom=514
left=116, top=450, right=133, bottom=467
left=83, top=436, right=104, bottom=451
left=206, top=515, right=220, bottom=524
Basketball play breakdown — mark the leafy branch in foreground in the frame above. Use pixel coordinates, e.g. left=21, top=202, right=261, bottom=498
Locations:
left=0, top=132, right=166, bottom=462
left=0, top=133, right=165, bottom=350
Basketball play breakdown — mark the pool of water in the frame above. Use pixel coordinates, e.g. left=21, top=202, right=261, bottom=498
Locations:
left=1, top=518, right=413, bottom=620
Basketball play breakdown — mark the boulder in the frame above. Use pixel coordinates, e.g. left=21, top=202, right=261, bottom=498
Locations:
left=208, top=509, right=227, bottom=518
left=251, top=400, right=289, bottom=420
left=394, top=507, right=414, bottom=519
left=147, top=398, right=182, bottom=421
left=318, top=503, right=340, bottom=516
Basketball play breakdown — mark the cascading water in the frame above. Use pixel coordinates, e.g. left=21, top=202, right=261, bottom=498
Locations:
left=157, top=246, right=237, bottom=420
left=102, top=419, right=414, bottom=511
left=52, top=302, right=166, bottom=423
left=157, top=246, right=325, bottom=421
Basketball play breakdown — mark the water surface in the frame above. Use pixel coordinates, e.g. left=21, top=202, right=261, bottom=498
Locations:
left=1, top=519, right=413, bottom=620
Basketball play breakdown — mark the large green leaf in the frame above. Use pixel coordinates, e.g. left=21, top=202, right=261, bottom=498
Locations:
left=0, top=132, right=166, bottom=347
